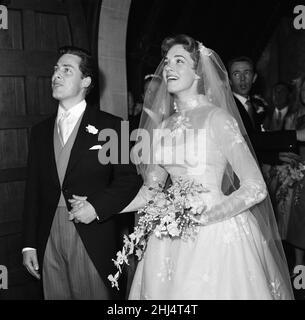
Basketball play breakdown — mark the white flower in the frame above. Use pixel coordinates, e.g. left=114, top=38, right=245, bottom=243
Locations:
left=135, top=248, right=143, bottom=260
left=86, top=124, right=98, bottom=135
left=116, top=249, right=129, bottom=265
left=108, top=272, right=120, bottom=290
left=256, top=106, right=265, bottom=114
left=198, top=42, right=212, bottom=56
left=253, top=94, right=268, bottom=106
left=154, top=224, right=163, bottom=238
left=108, top=176, right=210, bottom=291
left=123, top=235, right=134, bottom=255
left=167, top=222, right=180, bottom=237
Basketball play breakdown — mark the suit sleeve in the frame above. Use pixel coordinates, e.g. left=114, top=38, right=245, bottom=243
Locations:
left=87, top=118, right=143, bottom=221
left=250, top=130, right=298, bottom=165
left=22, top=127, right=40, bottom=248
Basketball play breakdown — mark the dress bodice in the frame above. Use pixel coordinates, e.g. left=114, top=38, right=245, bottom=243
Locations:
left=124, top=95, right=267, bottom=225
left=140, top=96, right=267, bottom=223
left=154, top=104, right=227, bottom=195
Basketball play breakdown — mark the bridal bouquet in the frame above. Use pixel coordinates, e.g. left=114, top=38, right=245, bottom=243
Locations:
left=108, top=177, right=210, bottom=290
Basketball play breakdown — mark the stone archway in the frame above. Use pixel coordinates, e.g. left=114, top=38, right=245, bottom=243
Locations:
left=98, top=0, right=131, bottom=120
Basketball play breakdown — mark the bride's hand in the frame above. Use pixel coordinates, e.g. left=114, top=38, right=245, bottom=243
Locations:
left=68, top=195, right=88, bottom=223
left=69, top=195, right=87, bottom=209
left=189, top=213, right=208, bottom=226
left=279, top=152, right=302, bottom=165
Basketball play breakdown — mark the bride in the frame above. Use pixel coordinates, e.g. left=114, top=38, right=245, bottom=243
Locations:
left=79, top=34, right=294, bottom=299
left=123, top=34, right=293, bottom=300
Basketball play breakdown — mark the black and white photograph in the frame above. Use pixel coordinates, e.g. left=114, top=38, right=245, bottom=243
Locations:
left=0, top=0, right=305, bottom=305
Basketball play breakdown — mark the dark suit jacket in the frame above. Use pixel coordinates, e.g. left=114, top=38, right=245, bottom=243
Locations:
left=234, top=96, right=298, bottom=165
left=263, top=107, right=291, bottom=131
left=22, top=103, right=142, bottom=298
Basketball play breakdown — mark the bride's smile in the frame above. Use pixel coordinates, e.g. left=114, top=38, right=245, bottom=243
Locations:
left=162, top=44, right=199, bottom=98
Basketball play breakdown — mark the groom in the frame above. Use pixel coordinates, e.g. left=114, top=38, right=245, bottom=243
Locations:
left=22, top=46, right=142, bottom=299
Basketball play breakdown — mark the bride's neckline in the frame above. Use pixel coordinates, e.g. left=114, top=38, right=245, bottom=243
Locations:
left=173, top=95, right=208, bottom=113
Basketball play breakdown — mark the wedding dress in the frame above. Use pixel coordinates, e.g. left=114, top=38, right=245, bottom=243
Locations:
left=128, top=96, right=293, bottom=300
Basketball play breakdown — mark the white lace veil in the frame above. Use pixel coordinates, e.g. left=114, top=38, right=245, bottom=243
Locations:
left=132, top=34, right=293, bottom=296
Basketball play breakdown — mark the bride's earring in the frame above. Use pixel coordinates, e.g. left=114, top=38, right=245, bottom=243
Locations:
left=195, top=74, right=201, bottom=80
left=173, top=101, right=178, bottom=112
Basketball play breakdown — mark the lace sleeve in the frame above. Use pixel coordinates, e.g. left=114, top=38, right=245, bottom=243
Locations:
left=120, top=164, right=168, bottom=213
left=203, top=108, right=267, bottom=224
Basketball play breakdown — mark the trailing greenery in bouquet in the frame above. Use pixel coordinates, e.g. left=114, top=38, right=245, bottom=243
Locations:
left=108, top=177, right=210, bottom=290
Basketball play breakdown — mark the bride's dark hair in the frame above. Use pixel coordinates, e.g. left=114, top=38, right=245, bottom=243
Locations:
left=161, top=34, right=205, bottom=93
left=161, top=34, right=200, bottom=67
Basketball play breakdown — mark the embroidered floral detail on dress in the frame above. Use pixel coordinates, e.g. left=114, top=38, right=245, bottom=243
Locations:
left=223, top=118, right=253, bottom=157
left=236, top=214, right=250, bottom=235
left=222, top=220, right=243, bottom=243
left=169, top=114, right=191, bottom=137
left=236, top=181, right=267, bottom=206
left=224, top=119, right=243, bottom=146
left=157, top=257, right=175, bottom=282
left=200, top=273, right=210, bottom=282
left=222, top=215, right=250, bottom=244
left=269, top=278, right=282, bottom=300
left=197, top=272, right=217, bottom=287
left=248, top=269, right=256, bottom=284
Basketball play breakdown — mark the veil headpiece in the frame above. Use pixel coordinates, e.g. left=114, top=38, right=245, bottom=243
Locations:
left=131, top=35, right=293, bottom=296
left=134, top=40, right=255, bottom=173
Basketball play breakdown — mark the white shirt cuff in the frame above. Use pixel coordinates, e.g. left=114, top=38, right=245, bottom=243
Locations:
left=22, top=247, right=36, bottom=253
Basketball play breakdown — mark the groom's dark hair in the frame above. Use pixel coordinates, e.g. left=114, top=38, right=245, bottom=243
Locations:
left=59, top=46, right=95, bottom=95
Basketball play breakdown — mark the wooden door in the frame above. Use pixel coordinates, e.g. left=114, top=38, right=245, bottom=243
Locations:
left=0, top=0, right=89, bottom=299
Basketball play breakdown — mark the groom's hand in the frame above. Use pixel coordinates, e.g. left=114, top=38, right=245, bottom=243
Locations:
left=23, top=249, right=41, bottom=280
left=68, top=195, right=98, bottom=224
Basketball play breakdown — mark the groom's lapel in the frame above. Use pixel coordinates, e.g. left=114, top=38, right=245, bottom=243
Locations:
left=65, top=105, right=99, bottom=178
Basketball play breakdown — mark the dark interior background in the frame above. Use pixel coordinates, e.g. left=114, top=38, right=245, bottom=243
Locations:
left=79, top=0, right=302, bottom=103
left=125, top=0, right=301, bottom=102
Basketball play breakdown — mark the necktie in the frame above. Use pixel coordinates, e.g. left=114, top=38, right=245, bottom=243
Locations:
left=277, top=110, right=282, bottom=128
left=58, top=112, right=70, bottom=146
left=245, top=99, right=255, bottom=128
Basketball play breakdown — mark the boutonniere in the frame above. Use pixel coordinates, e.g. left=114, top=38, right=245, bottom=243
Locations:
left=86, top=124, right=98, bottom=135
left=252, top=94, right=268, bottom=114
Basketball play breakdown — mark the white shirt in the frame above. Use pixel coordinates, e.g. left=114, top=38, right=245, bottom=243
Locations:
left=274, top=106, right=288, bottom=120
left=56, top=100, right=87, bottom=144
left=233, top=93, right=250, bottom=113
left=22, top=100, right=87, bottom=254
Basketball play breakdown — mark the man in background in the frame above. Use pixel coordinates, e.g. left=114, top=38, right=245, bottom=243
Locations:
left=264, top=82, right=293, bottom=131
left=228, top=56, right=305, bottom=165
